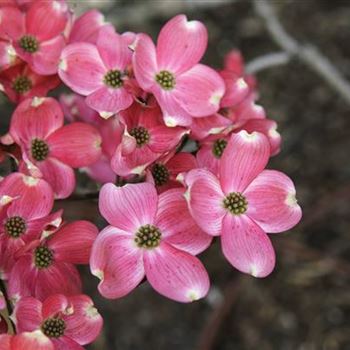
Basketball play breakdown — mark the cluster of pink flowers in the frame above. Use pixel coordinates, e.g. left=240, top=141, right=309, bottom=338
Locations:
left=0, top=1, right=302, bottom=348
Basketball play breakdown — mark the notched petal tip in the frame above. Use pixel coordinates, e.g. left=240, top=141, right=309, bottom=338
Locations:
left=285, top=192, right=299, bottom=207
left=92, top=269, right=104, bottom=281
left=31, top=96, right=46, bottom=107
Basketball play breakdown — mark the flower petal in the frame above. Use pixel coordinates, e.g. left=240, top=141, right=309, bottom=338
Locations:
left=99, top=183, right=158, bottom=231
left=185, top=169, right=226, bottom=236
left=148, top=126, right=187, bottom=153
left=155, top=188, right=212, bottom=255
left=14, top=297, right=42, bottom=332
left=47, top=122, right=102, bottom=168
left=85, top=86, right=133, bottom=115
left=59, top=43, right=105, bottom=95
left=144, top=242, right=210, bottom=302
left=13, top=331, right=54, bottom=350
left=96, top=25, right=131, bottom=69
left=48, top=221, right=98, bottom=264
left=36, top=158, right=75, bottom=199
left=42, top=294, right=69, bottom=319
left=35, top=262, right=82, bottom=301
left=0, top=6, right=25, bottom=41
left=157, top=14, right=207, bottom=74
left=219, top=130, right=270, bottom=193
left=244, top=170, right=302, bottom=233
left=29, top=35, right=66, bottom=75
left=221, top=214, right=275, bottom=277
left=0, top=172, right=54, bottom=220
left=10, top=97, right=63, bottom=144
left=174, top=64, right=225, bottom=117
left=133, top=34, right=158, bottom=91
left=64, top=295, right=103, bottom=345
left=90, top=226, right=144, bottom=299
left=51, top=337, right=84, bottom=350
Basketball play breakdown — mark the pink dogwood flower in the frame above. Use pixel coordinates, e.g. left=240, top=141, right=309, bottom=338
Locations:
left=111, top=102, right=187, bottom=176
left=8, top=220, right=98, bottom=301
left=0, top=62, right=60, bottom=103
left=91, top=183, right=211, bottom=302
left=185, top=130, right=302, bottom=277
left=0, top=1, right=70, bottom=75
left=10, top=96, right=102, bottom=198
left=14, top=294, right=103, bottom=350
left=133, top=14, right=225, bottom=127
left=59, top=25, right=135, bottom=118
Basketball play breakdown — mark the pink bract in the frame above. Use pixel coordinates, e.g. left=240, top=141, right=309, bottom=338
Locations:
left=133, top=14, right=225, bottom=127
left=185, top=130, right=302, bottom=277
left=91, top=183, right=211, bottom=302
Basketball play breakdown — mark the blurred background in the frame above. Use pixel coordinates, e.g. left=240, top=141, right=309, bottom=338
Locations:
left=1, top=0, right=350, bottom=349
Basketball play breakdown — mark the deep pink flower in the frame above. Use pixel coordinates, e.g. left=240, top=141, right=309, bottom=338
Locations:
left=91, top=183, right=211, bottom=302
left=0, top=173, right=54, bottom=277
left=0, top=62, right=60, bottom=103
left=133, top=14, right=225, bottom=127
left=59, top=25, right=135, bottom=117
left=146, top=151, right=197, bottom=193
left=111, top=102, right=187, bottom=176
left=14, top=294, right=103, bottom=349
left=185, top=131, right=302, bottom=277
left=10, top=97, right=102, bottom=198
left=8, top=220, right=98, bottom=301
left=0, top=332, right=54, bottom=350
left=0, top=1, right=70, bottom=75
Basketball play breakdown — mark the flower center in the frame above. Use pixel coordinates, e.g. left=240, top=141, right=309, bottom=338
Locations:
left=129, top=126, right=150, bottom=147
left=103, top=69, right=123, bottom=88
left=212, top=138, right=227, bottom=159
left=31, top=138, right=49, bottom=161
left=155, top=70, right=176, bottom=90
left=223, top=192, right=248, bottom=215
left=4, top=216, right=26, bottom=238
left=134, top=224, right=161, bottom=249
left=41, top=318, right=66, bottom=338
left=34, top=246, right=54, bottom=269
left=19, top=35, right=39, bottom=53
left=12, top=76, right=32, bottom=94
left=151, top=163, right=170, bottom=186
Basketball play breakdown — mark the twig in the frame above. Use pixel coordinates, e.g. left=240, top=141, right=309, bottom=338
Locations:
left=253, top=0, right=350, bottom=104
left=196, top=277, right=241, bottom=350
left=246, top=51, right=291, bottom=74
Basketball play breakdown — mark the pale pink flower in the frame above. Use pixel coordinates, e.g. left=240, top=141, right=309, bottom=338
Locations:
left=10, top=97, right=102, bottom=198
left=185, top=130, right=302, bottom=277
left=133, top=14, right=225, bottom=127
left=91, top=183, right=211, bottom=302
left=8, top=220, right=98, bottom=301
left=111, top=102, right=187, bottom=176
left=14, top=294, right=103, bottom=350
left=59, top=25, right=135, bottom=117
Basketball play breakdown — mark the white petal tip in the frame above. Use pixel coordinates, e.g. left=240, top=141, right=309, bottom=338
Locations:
left=86, top=304, right=99, bottom=318
left=99, top=111, right=114, bottom=119
left=187, top=289, right=201, bottom=302
left=237, top=78, right=248, bottom=90
left=285, top=192, right=298, bottom=207
left=210, top=90, right=224, bottom=107
left=164, top=115, right=178, bottom=127
left=93, top=269, right=104, bottom=281
left=0, top=83, right=4, bottom=92
left=23, top=175, right=40, bottom=187
left=268, top=126, right=280, bottom=139
left=58, top=58, right=67, bottom=71
left=250, top=264, right=259, bottom=277
left=31, top=97, right=45, bottom=107
left=239, top=130, right=260, bottom=142
left=183, top=188, right=191, bottom=202
left=0, top=195, right=14, bottom=206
